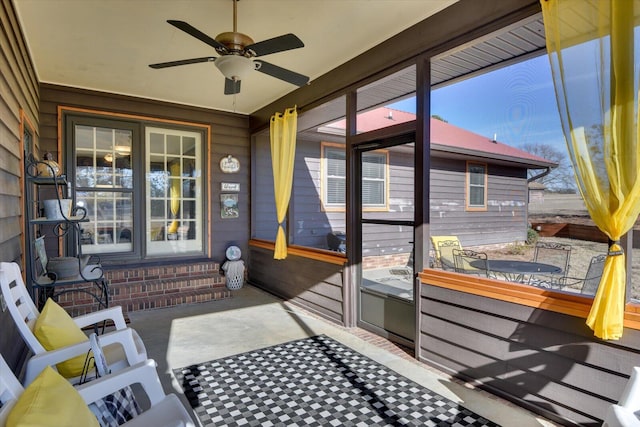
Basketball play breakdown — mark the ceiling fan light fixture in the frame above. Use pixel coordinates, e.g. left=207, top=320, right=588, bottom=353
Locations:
left=214, top=55, right=255, bottom=81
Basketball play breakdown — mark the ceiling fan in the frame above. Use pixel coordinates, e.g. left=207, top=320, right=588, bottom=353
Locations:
left=149, top=0, right=310, bottom=95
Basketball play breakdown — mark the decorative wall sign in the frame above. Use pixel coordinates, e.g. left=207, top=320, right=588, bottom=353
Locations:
left=221, top=182, right=240, bottom=192
left=220, top=155, right=240, bottom=173
left=221, top=194, right=239, bottom=218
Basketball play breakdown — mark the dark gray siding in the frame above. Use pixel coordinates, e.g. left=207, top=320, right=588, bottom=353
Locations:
left=430, top=156, right=528, bottom=247
left=0, top=0, right=39, bottom=373
left=39, top=84, right=250, bottom=263
left=248, top=245, right=345, bottom=324
left=419, top=283, right=640, bottom=426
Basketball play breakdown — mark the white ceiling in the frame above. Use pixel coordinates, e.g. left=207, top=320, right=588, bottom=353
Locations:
left=14, top=0, right=457, bottom=115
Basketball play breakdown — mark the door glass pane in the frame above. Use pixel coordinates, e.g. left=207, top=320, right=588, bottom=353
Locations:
left=359, top=141, right=415, bottom=341
left=146, top=126, right=203, bottom=256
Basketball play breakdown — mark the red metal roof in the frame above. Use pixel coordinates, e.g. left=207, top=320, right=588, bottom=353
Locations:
left=327, top=107, right=556, bottom=167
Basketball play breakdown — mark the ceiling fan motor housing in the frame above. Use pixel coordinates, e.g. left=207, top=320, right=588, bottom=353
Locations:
left=215, top=31, right=254, bottom=54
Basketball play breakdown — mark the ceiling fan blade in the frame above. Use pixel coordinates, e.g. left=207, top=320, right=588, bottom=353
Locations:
left=254, top=60, right=309, bottom=87
left=224, top=78, right=241, bottom=95
left=149, top=57, right=216, bottom=69
left=167, top=20, right=228, bottom=53
left=245, top=34, right=304, bottom=57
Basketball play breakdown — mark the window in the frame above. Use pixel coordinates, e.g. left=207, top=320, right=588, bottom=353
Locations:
left=466, top=162, right=487, bottom=211
left=324, top=146, right=346, bottom=207
left=67, top=111, right=206, bottom=260
left=323, top=144, right=387, bottom=209
left=75, top=123, right=135, bottom=254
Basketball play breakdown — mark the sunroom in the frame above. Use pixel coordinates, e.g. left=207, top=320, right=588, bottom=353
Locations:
left=2, top=0, right=639, bottom=425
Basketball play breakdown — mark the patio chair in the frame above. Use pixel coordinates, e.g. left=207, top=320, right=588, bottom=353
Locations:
left=563, top=254, right=607, bottom=296
left=0, top=355, right=194, bottom=427
left=603, top=366, right=640, bottom=427
left=452, top=249, right=490, bottom=277
left=0, top=262, right=147, bottom=385
left=528, top=241, right=572, bottom=288
left=430, top=236, right=461, bottom=271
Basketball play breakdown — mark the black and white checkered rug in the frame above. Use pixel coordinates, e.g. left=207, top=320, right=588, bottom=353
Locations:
left=173, top=335, right=500, bottom=426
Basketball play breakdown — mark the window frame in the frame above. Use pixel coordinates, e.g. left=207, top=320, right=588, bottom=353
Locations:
left=321, top=142, right=389, bottom=212
left=145, top=126, right=203, bottom=256
left=465, top=161, right=488, bottom=212
left=61, top=106, right=210, bottom=263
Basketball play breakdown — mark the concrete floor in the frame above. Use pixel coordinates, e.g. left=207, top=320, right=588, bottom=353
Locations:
left=128, top=284, right=559, bottom=426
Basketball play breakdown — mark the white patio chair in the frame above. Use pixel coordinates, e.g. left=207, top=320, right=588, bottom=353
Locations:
left=0, top=355, right=194, bottom=427
left=603, top=366, right=640, bottom=427
left=0, top=261, right=147, bottom=385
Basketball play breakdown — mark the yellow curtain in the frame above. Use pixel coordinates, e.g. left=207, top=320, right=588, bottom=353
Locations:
left=168, top=161, right=181, bottom=234
left=541, top=0, right=640, bottom=339
left=270, top=107, right=298, bottom=259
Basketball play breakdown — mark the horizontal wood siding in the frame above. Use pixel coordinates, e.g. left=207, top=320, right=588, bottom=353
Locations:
left=0, top=0, right=40, bottom=375
left=248, top=245, right=345, bottom=324
left=38, top=84, right=250, bottom=263
left=419, top=281, right=640, bottom=425
left=430, top=157, right=528, bottom=247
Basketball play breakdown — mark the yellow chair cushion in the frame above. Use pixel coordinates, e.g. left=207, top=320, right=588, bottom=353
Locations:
left=7, top=366, right=99, bottom=427
left=33, top=298, right=89, bottom=378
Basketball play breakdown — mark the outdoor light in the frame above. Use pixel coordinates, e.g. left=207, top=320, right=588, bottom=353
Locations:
left=214, top=55, right=257, bottom=81
left=114, top=145, right=131, bottom=154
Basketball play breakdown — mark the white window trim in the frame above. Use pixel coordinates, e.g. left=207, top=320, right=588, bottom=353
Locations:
left=466, top=161, right=488, bottom=211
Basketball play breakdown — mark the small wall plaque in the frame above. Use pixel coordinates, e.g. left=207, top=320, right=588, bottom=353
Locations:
left=220, top=155, right=240, bottom=173
left=221, top=194, right=239, bottom=218
left=221, top=182, right=240, bottom=192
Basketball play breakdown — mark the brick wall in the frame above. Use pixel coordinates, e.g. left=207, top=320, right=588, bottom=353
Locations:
left=363, top=253, right=411, bottom=271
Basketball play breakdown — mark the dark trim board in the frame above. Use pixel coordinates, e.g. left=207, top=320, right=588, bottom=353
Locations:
left=248, top=245, right=345, bottom=325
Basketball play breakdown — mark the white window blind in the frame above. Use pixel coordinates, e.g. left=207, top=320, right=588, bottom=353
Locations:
left=324, top=147, right=386, bottom=207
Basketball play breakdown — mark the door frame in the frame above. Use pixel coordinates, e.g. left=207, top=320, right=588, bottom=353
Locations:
left=354, top=134, right=417, bottom=347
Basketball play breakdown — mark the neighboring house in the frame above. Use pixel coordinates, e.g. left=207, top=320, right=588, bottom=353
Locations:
left=528, top=181, right=546, bottom=204
left=270, top=108, right=556, bottom=260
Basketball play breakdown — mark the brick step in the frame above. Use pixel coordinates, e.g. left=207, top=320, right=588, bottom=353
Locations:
left=65, top=286, right=231, bottom=317
left=108, top=273, right=225, bottom=297
left=113, top=287, right=231, bottom=313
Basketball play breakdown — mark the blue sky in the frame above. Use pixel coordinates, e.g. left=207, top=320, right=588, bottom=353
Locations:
left=391, top=55, right=568, bottom=153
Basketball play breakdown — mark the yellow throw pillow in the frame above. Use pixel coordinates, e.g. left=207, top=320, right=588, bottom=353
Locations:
left=7, top=366, right=99, bottom=427
left=33, top=298, right=89, bottom=378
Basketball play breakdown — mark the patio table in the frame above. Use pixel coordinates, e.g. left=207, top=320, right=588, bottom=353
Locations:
left=470, top=259, right=562, bottom=283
